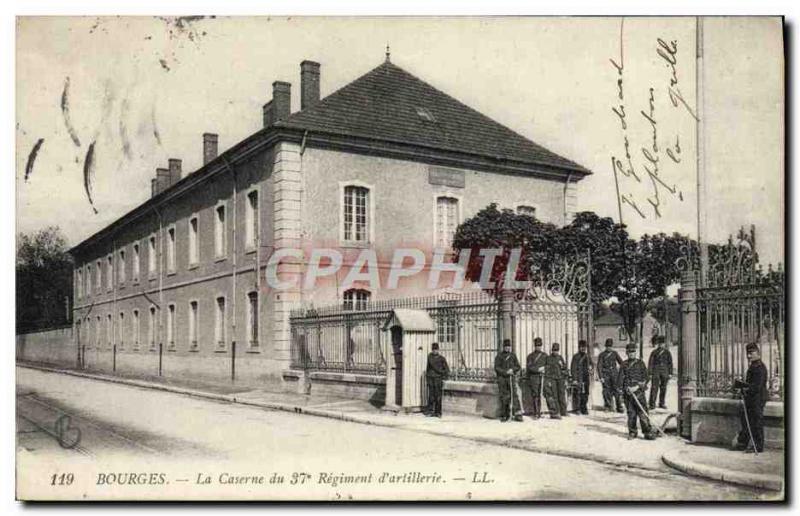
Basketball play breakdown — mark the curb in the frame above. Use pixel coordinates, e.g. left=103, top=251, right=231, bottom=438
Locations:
left=17, top=363, right=687, bottom=477
left=662, top=451, right=783, bottom=492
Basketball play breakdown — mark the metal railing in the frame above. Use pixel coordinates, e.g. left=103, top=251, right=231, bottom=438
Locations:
left=289, top=291, right=589, bottom=383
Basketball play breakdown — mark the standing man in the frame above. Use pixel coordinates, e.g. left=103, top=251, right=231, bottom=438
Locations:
left=543, top=342, right=569, bottom=419
left=570, top=340, right=593, bottom=415
left=732, top=343, right=768, bottom=453
left=597, top=338, right=624, bottom=412
left=619, top=343, right=656, bottom=440
left=648, top=335, right=674, bottom=410
left=525, top=337, right=547, bottom=419
left=425, top=342, right=449, bottom=418
left=494, top=339, right=523, bottom=422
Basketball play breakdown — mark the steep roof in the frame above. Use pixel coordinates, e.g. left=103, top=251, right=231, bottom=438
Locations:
left=280, top=61, right=591, bottom=176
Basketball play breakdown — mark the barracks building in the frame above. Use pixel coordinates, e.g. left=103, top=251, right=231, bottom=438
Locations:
left=69, top=56, right=591, bottom=388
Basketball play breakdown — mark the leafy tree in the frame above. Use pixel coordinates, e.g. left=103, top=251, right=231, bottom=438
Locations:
left=16, top=226, right=73, bottom=332
left=451, top=203, right=557, bottom=298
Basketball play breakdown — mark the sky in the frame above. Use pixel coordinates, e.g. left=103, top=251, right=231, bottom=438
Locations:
left=15, top=16, right=784, bottom=265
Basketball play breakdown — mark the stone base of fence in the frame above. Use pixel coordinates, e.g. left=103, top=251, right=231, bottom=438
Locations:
left=689, top=397, right=784, bottom=449
left=283, top=369, right=512, bottom=418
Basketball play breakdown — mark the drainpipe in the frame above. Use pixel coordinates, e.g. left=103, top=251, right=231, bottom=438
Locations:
left=563, top=173, right=573, bottom=224
left=155, top=207, right=164, bottom=362
left=223, top=157, right=237, bottom=376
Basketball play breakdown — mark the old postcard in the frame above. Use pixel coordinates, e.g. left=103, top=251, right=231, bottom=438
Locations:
left=14, top=16, right=785, bottom=501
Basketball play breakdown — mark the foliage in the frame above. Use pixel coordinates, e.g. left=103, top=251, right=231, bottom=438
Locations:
left=16, top=226, right=73, bottom=332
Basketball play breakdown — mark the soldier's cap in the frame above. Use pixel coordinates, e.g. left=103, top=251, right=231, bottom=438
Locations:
left=431, top=342, right=440, bottom=350
left=533, top=337, right=543, bottom=345
left=578, top=340, right=587, bottom=348
left=745, top=342, right=760, bottom=353
left=551, top=343, right=560, bottom=351
left=653, top=335, right=665, bottom=345
left=605, top=339, right=614, bottom=347
left=502, top=339, right=512, bottom=348
left=626, top=343, right=638, bottom=353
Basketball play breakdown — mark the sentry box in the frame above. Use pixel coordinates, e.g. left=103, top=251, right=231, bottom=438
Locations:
left=382, top=309, right=437, bottom=413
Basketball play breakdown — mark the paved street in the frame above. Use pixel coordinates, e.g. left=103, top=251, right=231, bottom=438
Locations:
left=16, top=367, right=771, bottom=501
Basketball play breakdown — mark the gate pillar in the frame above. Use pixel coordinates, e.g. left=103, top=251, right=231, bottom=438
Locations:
left=678, top=270, right=698, bottom=438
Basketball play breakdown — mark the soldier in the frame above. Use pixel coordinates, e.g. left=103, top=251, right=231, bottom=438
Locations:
left=494, top=339, right=523, bottom=422
left=570, top=340, right=593, bottom=415
left=525, top=337, right=547, bottom=419
left=597, top=338, right=624, bottom=412
left=732, top=342, right=768, bottom=453
left=424, top=342, right=449, bottom=418
left=648, top=335, right=673, bottom=410
left=618, top=343, right=656, bottom=440
left=543, top=342, right=569, bottom=419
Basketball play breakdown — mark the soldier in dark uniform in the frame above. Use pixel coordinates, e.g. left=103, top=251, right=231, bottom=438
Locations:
left=732, top=342, right=768, bottom=452
left=648, top=335, right=673, bottom=409
left=543, top=342, right=569, bottom=419
left=424, top=342, right=449, bottom=418
left=619, top=343, right=656, bottom=440
left=494, top=339, right=523, bottom=422
left=597, top=338, right=624, bottom=412
left=525, top=337, right=547, bottom=419
left=570, top=340, right=593, bottom=415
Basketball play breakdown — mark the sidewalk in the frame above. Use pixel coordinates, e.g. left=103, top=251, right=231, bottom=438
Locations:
left=662, top=445, right=784, bottom=492
left=17, top=361, right=783, bottom=492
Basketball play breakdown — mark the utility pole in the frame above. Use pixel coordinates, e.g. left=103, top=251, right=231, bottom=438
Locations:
left=696, top=17, right=708, bottom=284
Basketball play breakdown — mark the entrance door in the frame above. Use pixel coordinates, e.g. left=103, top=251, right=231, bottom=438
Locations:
left=391, top=326, right=403, bottom=406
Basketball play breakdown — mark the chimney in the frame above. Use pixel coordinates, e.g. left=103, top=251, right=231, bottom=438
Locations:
left=262, top=101, right=274, bottom=128
left=202, top=133, right=218, bottom=165
left=151, top=178, right=158, bottom=198
left=300, top=60, right=320, bottom=110
left=156, top=167, right=170, bottom=194
left=272, top=81, right=291, bottom=122
left=168, top=158, right=182, bottom=185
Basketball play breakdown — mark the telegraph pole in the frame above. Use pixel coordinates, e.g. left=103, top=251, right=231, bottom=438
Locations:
left=696, top=17, right=708, bottom=284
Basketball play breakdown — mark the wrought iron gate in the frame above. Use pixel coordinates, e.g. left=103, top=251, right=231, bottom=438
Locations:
left=681, top=227, right=785, bottom=400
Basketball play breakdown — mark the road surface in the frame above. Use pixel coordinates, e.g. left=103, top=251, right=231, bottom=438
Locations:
left=16, top=366, right=770, bottom=501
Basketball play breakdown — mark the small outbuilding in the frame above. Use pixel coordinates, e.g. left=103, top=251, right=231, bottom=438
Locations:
left=382, top=309, right=437, bottom=413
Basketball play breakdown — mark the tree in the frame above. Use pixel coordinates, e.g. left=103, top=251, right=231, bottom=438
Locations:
left=16, top=226, right=73, bottom=332
left=451, top=203, right=557, bottom=298
left=613, top=233, right=695, bottom=341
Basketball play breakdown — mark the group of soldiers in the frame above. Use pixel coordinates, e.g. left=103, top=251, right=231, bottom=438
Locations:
left=425, top=335, right=674, bottom=441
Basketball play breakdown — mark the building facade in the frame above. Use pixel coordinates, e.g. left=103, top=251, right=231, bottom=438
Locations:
left=70, top=58, right=591, bottom=387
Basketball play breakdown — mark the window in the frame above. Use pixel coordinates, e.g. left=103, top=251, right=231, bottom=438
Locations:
left=215, top=204, right=226, bottom=257
left=107, top=255, right=114, bottom=290
left=132, top=243, right=140, bottom=282
left=95, top=316, right=101, bottom=347
left=133, top=310, right=140, bottom=349
left=189, top=301, right=198, bottom=350
left=148, top=306, right=156, bottom=349
left=343, top=289, right=371, bottom=311
left=148, top=235, right=157, bottom=274
left=188, top=216, right=199, bottom=265
left=118, top=250, right=126, bottom=284
left=246, top=190, right=259, bottom=249
left=96, top=260, right=102, bottom=291
left=118, top=312, right=125, bottom=349
left=87, top=265, right=92, bottom=294
left=437, top=300, right=458, bottom=346
left=517, top=205, right=537, bottom=218
left=166, top=226, right=176, bottom=272
left=106, top=314, right=112, bottom=347
left=343, top=186, right=369, bottom=242
left=77, top=269, right=83, bottom=298
left=247, top=292, right=258, bottom=349
left=167, top=304, right=176, bottom=349
left=435, top=196, right=459, bottom=249
left=215, top=296, right=226, bottom=349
